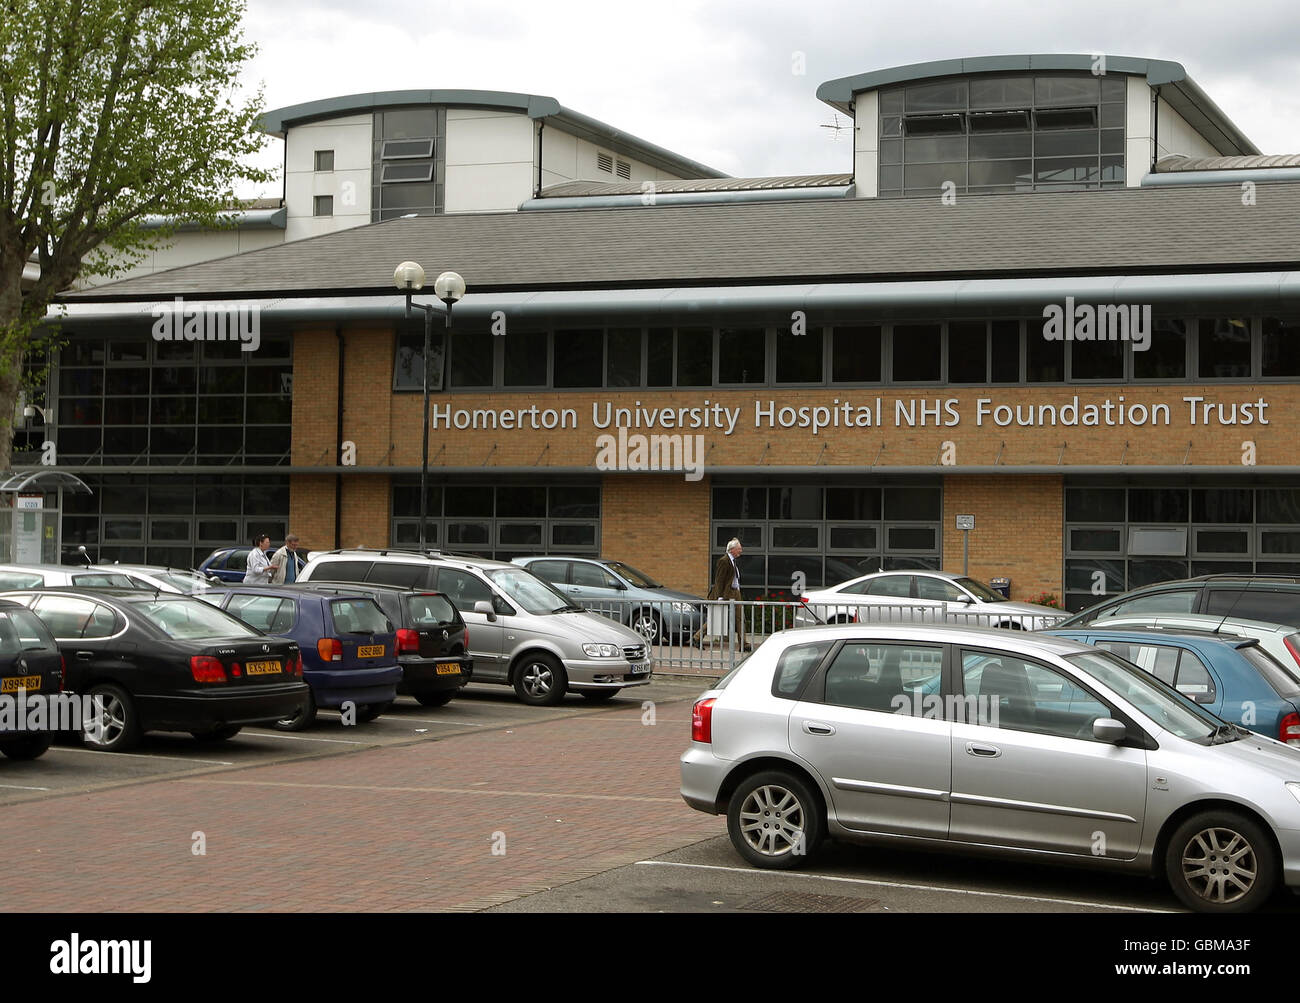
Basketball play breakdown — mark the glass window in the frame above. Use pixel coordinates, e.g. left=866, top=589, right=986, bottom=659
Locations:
left=1198, top=318, right=1251, bottom=378
left=713, top=487, right=768, bottom=520
left=227, top=595, right=294, bottom=633
left=826, top=488, right=880, bottom=521
left=525, top=561, right=569, bottom=585
left=1103, top=590, right=1198, bottom=619
left=832, top=326, right=881, bottom=383
left=775, top=328, right=823, bottom=383
left=606, top=329, right=641, bottom=387
left=1205, top=589, right=1300, bottom=626
left=450, top=329, right=492, bottom=387
left=963, top=650, right=1109, bottom=739
left=329, top=599, right=391, bottom=635
left=1070, top=339, right=1123, bottom=380
left=1094, top=640, right=1181, bottom=687
left=769, top=487, right=822, bottom=521
left=772, top=641, right=832, bottom=699
left=916, top=576, right=964, bottom=601
left=1128, top=488, right=1187, bottom=523
left=570, top=562, right=619, bottom=589
left=1262, top=318, right=1300, bottom=377
left=405, top=594, right=458, bottom=627
left=676, top=328, right=713, bottom=386
left=1172, top=649, right=1216, bottom=703
left=503, top=331, right=547, bottom=387
left=435, top=569, right=494, bottom=613
left=366, top=562, right=429, bottom=588
left=866, top=575, right=912, bottom=597
left=1026, top=332, right=1064, bottom=382
left=892, top=324, right=941, bottom=382
left=1134, top=319, right=1187, bottom=379
left=646, top=328, right=673, bottom=386
left=718, top=327, right=765, bottom=384
left=884, top=487, right=941, bottom=521
left=824, top=642, right=943, bottom=714
left=990, top=321, right=1021, bottom=383
left=136, top=599, right=258, bottom=640
left=948, top=322, right=986, bottom=383
left=1192, top=488, right=1252, bottom=524
left=553, top=330, right=602, bottom=388
left=549, top=485, right=600, bottom=519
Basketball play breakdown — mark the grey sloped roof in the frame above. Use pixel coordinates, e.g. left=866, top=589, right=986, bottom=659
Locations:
left=538, top=175, right=853, bottom=197
left=64, top=182, right=1300, bottom=302
left=1155, top=154, right=1300, bottom=172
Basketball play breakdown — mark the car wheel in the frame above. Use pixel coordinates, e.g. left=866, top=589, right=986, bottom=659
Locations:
left=1165, top=810, right=1277, bottom=913
left=513, top=654, right=567, bottom=706
left=727, top=770, right=823, bottom=869
left=81, top=683, right=141, bottom=752
left=355, top=701, right=392, bottom=723
left=631, top=609, right=662, bottom=645
left=189, top=724, right=242, bottom=742
left=0, top=733, right=52, bottom=760
left=580, top=689, right=621, bottom=703
left=274, top=689, right=317, bottom=731
left=414, top=691, right=455, bottom=708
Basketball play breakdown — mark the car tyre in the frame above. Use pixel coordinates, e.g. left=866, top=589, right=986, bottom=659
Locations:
left=580, top=689, right=621, bottom=703
left=189, top=724, right=243, bottom=742
left=1165, top=810, right=1277, bottom=913
left=513, top=653, right=567, bottom=706
left=355, top=701, right=392, bottom=723
left=631, top=609, right=662, bottom=645
left=274, top=689, right=317, bottom=731
left=414, top=691, right=455, bottom=708
left=81, top=683, right=141, bottom=752
left=0, top=733, right=52, bottom=760
left=727, top=770, right=823, bottom=869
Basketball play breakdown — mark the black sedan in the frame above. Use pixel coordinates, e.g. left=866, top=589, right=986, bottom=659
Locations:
left=0, top=599, right=65, bottom=761
left=0, top=589, right=310, bottom=752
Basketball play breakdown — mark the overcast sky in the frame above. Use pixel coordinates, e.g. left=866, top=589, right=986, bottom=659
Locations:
left=237, top=0, right=1300, bottom=195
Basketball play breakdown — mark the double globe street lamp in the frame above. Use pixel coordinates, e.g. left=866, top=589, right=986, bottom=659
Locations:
left=393, top=262, right=466, bottom=552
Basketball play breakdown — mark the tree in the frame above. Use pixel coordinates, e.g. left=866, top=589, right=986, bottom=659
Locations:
left=0, top=0, right=274, bottom=468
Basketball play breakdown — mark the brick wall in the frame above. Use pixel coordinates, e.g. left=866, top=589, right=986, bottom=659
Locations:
left=942, top=475, right=1063, bottom=602
left=602, top=474, right=712, bottom=595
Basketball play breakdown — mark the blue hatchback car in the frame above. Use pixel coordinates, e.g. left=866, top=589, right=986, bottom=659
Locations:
left=201, top=585, right=402, bottom=729
left=1042, top=626, right=1300, bottom=745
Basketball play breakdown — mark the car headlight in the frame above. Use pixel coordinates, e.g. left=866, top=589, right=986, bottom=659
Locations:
left=582, top=643, right=621, bottom=658
left=1286, top=782, right=1300, bottom=806
left=671, top=602, right=693, bottom=613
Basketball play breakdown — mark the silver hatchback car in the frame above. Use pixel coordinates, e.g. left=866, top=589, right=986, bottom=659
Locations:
left=681, top=623, right=1300, bottom=913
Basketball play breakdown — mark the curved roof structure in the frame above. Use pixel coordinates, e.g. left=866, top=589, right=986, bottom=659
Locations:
left=816, top=54, right=1258, bottom=157
left=258, top=88, right=726, bottom=179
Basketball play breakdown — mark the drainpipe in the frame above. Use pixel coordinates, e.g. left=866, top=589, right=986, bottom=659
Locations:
left=334, top=328, right=344, bottom=549
left=535, top=120, right=544, bottom=199
left=1151, top=85, right=1160, bottom=174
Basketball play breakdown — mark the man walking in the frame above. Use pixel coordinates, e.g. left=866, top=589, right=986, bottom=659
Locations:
left=693, top=538, right=750, bottom=650
left=269, top=534, right=305, bottom=584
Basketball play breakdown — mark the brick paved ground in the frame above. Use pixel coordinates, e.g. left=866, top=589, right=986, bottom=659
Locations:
left=3, top=701, right=723, bottom=912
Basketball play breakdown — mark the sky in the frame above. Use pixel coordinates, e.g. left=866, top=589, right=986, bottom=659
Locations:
left=234, top=0, right=1300, bottom=196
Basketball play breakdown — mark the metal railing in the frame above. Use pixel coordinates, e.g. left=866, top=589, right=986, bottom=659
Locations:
left=573, top=597, right=1072, bottom=676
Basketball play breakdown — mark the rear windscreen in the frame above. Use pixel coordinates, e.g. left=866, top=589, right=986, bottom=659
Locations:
left=1205, top=589, right=1300, bottom=627
left=405, top=594, right=458, bottom=627
left=329, top=598, right=391, bottom=635
left=136, top=599, right=260, bottom=640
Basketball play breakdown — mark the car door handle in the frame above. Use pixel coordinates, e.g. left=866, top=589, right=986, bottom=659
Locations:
left=75, top=651, right=95, bottom=661
left=802, top=721, right=836, bottom=736
left=965, top=742, right=1001, bottom=758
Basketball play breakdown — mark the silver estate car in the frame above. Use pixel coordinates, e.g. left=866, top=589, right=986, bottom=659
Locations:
left=681, top=623, right=1300, bottom=913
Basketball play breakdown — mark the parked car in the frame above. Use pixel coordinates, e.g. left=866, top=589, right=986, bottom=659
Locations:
left=681, top=622, right=1300, bottom=913
left=198, top=548, right=251, bottom=583
left=511, top=556, right=705, bottom=643
left=1044, top=626, right=1300, bottom=744
left=0, top=599, right=65, bottom=761
left=291, top=582, right=471, bottom=707
left=0, top=563, right=143, bottom=590
left=87, top=565, right=218, bottom=594
left=800, top=570, right=1067, bottom=629
left=298, top=549, right=652, bottom=705
left=1053, top=612, right=1300, bottom=683
left=200, top=586, right=402, bottom=728
left=0, top=588, right=309, bottom=751
left=1063, top=574, right=1300, bottom=630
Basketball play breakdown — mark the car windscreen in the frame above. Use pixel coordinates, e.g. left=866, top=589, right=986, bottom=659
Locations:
left=158, top=572, right=211, bottom=593
left=72, top=573, right=139, bottom=588
left=134, top=599, right=262, bottom=640
left=956, top=577, right=1006, bottom=602
left=606, top=562, right=659, bottom=588
left=0, top=607, right=56, bottom=654
left=329, top=598, right=392, bottom=635
left=405, top=594, right=458, bottom=628
left=1065, top=649, right=1225, bottom=740
left=487, top=568, right=574, bottom=614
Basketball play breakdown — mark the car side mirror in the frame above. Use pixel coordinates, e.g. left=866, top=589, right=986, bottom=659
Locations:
left=608, top=579, right=626, bottom=591
left=473, top=600, right=497, bottom=622
left=1093, top=718, right=1129, bottom=743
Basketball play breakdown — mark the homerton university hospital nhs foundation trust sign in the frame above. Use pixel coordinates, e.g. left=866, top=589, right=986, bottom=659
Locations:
left=424, top=395, right=1272, bottom=434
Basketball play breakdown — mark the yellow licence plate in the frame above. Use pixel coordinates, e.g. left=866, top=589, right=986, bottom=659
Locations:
left=1, top=675, right=41, bottom=692
left=435, top=663, right=462, bottom=675
left=357, top=645, right=385, bottom=658
left=245, top=660, right=281, bottom=675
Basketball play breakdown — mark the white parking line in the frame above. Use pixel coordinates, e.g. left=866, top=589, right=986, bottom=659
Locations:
left=634, top=860, right=1175, bottom=912
left=49, top=747, right=234, bottom=765
left=238, top=731, right=368, bottom=745
left=0, top=783, right=50, bottom=791
left=383, top=718, right=484, bottom=727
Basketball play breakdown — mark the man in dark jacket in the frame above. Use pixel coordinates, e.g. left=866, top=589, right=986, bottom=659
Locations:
left=693, top=538, right=750, bottom=650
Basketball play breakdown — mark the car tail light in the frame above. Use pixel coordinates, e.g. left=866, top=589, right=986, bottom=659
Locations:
left=190, top=655, right=227, bottom=683
left=230, top=662, right=242, bottom=677
left=692, top=697, right=716, bottom=744
left=396, top=628, right=420, bottom=654
left=463, top=627, right=469, bottom=649
left=1281, top=713, right=1300, bottom=746
left=1285, top=635, right=1300, bottom=672
left=289, top=653, right=302, bottom=677
left=317, top=638, right=342, bottom=662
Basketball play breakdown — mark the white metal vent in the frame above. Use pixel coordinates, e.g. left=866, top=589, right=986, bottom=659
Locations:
left=615, top=159, right=631, bottom=179
left=596, top=151, right=613, bottom=173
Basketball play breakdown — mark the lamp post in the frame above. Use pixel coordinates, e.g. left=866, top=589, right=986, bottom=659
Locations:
left=393, top=262, right=465, bottom=552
